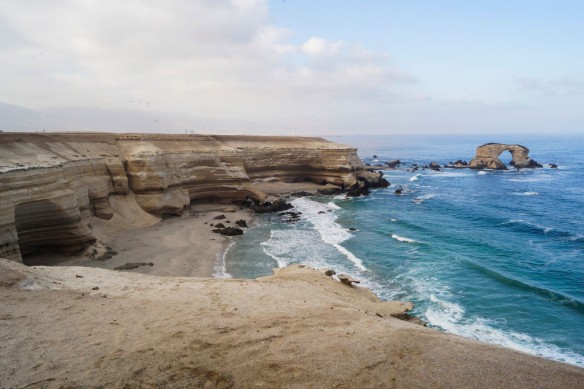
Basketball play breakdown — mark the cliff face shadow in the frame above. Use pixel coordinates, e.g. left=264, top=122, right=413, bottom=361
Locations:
left=14, top=200, right=90, bottom=265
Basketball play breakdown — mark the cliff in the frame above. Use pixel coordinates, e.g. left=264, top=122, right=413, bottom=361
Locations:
left=0, top=132, right=380, bottom=263
left=469, top=143, right=543, bottom=170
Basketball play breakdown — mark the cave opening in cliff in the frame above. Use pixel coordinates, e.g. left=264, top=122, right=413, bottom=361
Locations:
left=14, top=201, right=82, bottom=265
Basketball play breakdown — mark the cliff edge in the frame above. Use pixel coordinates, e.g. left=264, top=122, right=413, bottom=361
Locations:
left=1, top=259, right=582, bottom=388
left=0, top=133, right=383, bottom=263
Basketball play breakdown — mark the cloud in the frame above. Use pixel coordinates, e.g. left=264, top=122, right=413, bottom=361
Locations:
left=516, top=76, right=584, bottom=97
left=0, top=0, right=416, bottom=133
left=301, top=37, right=343, bottom=56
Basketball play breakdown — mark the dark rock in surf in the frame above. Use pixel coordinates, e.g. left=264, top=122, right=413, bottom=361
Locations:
left=429, top=162, right=441, bottom=171
left=346, top=178, right=370, bottom=197
left=385, top=159, right=401, bottom=168
left=253, top=199, right=293, bottom=213
left=318, top=187, right=344, bottom=196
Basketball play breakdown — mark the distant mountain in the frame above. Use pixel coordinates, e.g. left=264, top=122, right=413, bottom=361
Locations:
left=0, top=102, right=209, bottom=133
left=0, top=102, right=60, bottom=131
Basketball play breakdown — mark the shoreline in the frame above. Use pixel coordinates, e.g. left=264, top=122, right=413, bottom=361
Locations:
left=25, top=202, right=255, bottom=278
left=24, top=182, right=337, bottom=278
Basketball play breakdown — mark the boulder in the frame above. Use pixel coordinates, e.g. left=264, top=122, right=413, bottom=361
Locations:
left=235, top=219, right=248, bottom=228
left=212, top=227, right=244, bottom=236
left=445, top=160, right=468, bottom=168
left=114, top=262, right=154, bottom=271
left=213, top=223, right=226, bottom=229
left=429, top=162, right=441, bottom=171
left=337, top=274, right=361, bottom=285
left=346, top=178, right=370, bottom=197
left=359, top=171, right=390, bottom=188
left=384, top=159, right=401, bottom=168
left=253, top=199, right=293, bottom=213
left=320, top=268, right=336, bottom=277
left=317, top=187, right=344, bottom=196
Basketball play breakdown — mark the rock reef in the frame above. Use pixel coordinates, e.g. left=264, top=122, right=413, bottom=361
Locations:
left=0, top=133, right=383, bottom=263
left=469, top=143, right=543, bottom=170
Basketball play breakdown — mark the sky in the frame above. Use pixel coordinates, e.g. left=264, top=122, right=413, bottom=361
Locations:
left=0, top=0, right=583, bottom=135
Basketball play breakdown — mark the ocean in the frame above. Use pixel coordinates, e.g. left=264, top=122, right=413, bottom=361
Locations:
left=218, top=134, right=584, bottom=368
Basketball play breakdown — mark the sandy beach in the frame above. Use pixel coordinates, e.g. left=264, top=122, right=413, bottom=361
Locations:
left=24, top=197, right=255, bottom=278
left=22, top=182, right=333, bottom=278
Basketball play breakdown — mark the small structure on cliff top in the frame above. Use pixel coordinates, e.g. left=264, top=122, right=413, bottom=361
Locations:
left=469, top=143, right=542, bottom=170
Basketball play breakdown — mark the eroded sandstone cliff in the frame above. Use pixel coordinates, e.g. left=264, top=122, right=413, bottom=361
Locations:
left=0, top=133, right=380, bottom=263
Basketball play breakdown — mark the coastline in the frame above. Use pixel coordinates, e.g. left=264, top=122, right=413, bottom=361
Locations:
left=2, top=132, right=583, bottom=385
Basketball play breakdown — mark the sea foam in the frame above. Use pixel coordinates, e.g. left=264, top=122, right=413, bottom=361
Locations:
left=213, top=241, right=234, bottom=279
left=425, top=294, right=584, bottom=367
left=291, top=198, right=366, bottom=271
left=391, top=234, right=418, bottom=243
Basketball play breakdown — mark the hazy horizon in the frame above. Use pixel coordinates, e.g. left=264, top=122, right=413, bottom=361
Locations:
left=1, top=1, right=583, bottom=135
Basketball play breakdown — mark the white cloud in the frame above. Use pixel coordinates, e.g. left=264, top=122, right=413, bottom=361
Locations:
left=0, top=0, right=416, bottom=134
left=231, top=0, right=265, bottom=12
left=516, top=76, right=584, bottom=97
left=301, top=37, right=343, bottom=56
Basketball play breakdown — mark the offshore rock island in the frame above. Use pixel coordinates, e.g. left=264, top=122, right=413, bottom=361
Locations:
left=469, top=143, right=543, bottom=170
left=1, top=133, right=583, bottom=388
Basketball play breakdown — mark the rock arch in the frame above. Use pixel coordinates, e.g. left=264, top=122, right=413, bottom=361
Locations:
left=469, top=143, right=542, bottom=170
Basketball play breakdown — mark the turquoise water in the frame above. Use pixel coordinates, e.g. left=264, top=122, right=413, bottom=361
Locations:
left=221, top=135, right=584, bottom=367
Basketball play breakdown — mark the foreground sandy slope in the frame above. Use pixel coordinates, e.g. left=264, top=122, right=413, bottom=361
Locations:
left=1, top=259, right=583, bottom=389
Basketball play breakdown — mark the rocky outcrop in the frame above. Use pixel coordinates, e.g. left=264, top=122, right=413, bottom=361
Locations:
left=429, top=162, right=441, bottom=171
left=385, top=159, right=401, bottom=168
left=469, top=143, right=542, bottom=170
left=0, top=133, right=377, bottom=263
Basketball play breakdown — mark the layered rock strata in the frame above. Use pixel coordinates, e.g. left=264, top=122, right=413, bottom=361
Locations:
left=469, top=143, right=542, bottom=170
left=0, top=133, right=381, bottom=263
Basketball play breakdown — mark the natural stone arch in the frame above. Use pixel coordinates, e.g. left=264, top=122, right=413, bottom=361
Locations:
left=469, top=143, right=542, bottom=170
